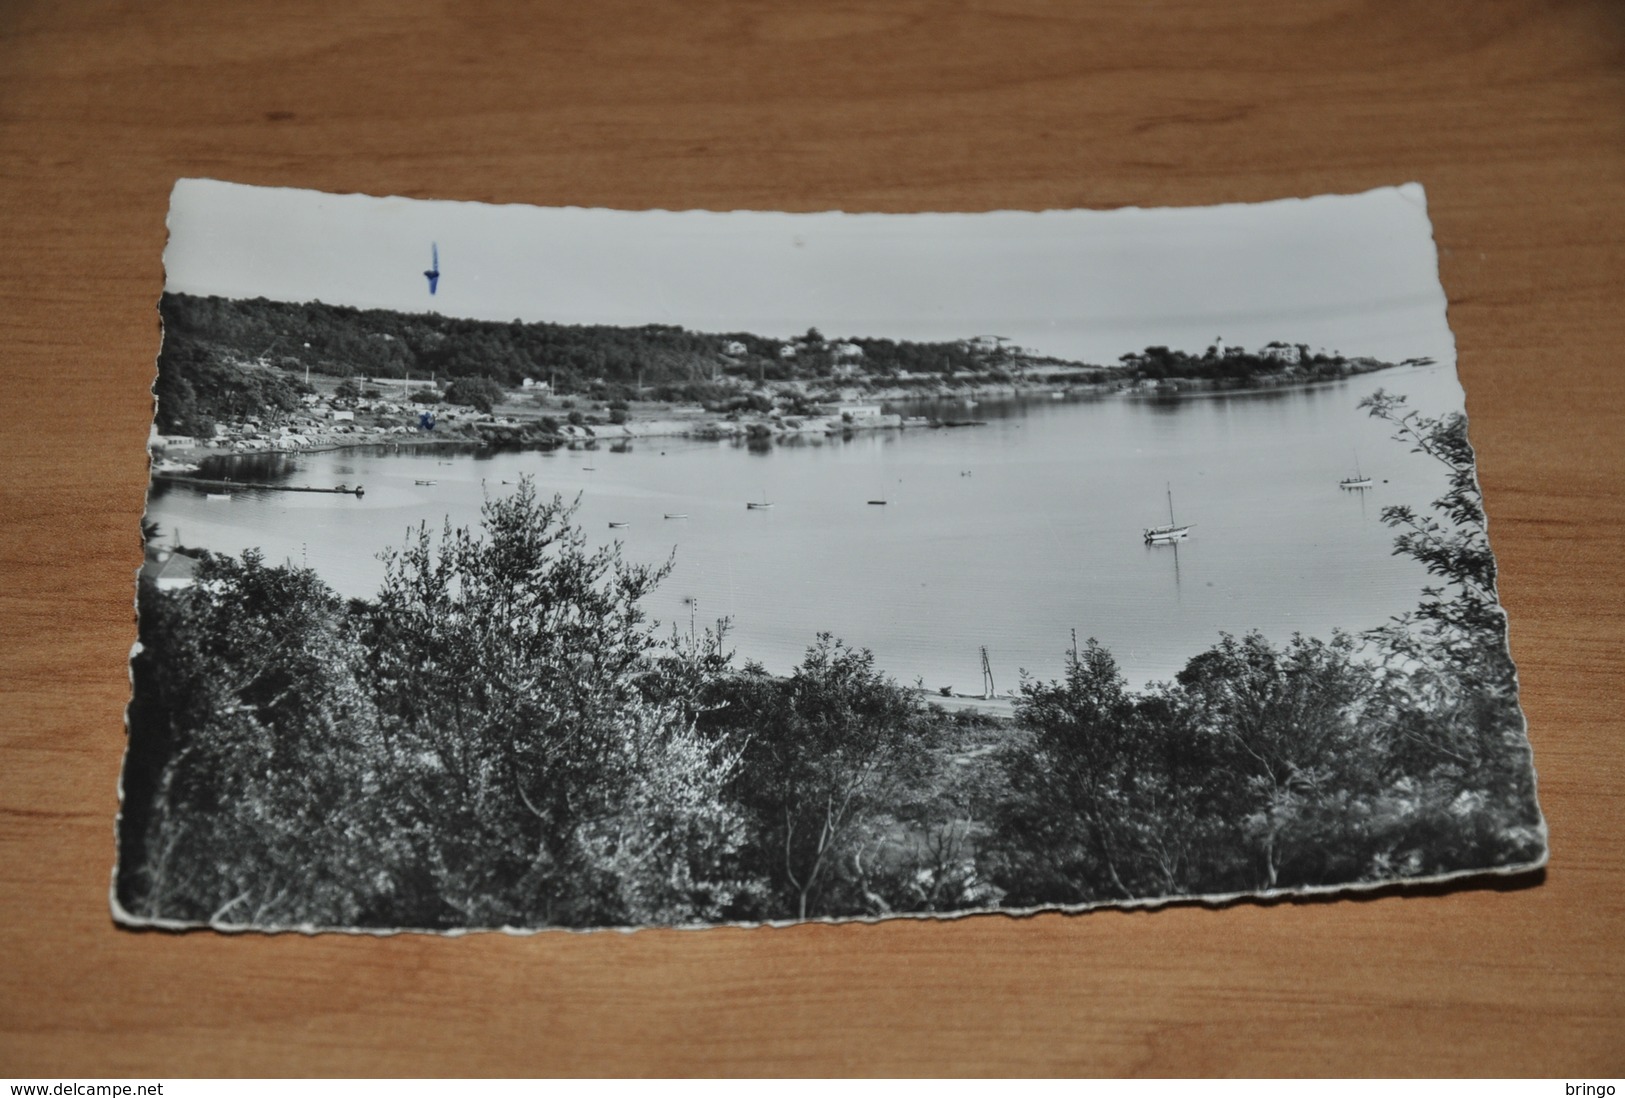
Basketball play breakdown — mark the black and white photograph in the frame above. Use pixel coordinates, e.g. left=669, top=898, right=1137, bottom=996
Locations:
left=117, top=179, right=1547, bottom=933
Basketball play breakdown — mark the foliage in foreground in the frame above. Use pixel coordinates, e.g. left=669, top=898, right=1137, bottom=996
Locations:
left=119, top=398, right=1544, bottom=928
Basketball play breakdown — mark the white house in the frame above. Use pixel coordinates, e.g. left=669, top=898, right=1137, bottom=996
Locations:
left=831, top=342, right=864, bottom=359
left=1258, top=342, right=1302, bottom=363
left=143, top=550, right=199, bottom=592
left=722, top=340, right=748, bottom=356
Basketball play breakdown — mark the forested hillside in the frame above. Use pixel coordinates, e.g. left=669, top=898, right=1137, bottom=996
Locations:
left=153, top=293, right=1026, bottom=431
left=152, top=292, right=1413, bottom=439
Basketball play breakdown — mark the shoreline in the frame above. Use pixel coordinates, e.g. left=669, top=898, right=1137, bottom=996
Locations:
left=156, top=361, right=1409, bottom=465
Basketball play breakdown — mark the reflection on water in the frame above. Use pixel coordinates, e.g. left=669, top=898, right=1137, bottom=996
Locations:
left=147, top=365, right=1466, bottom=688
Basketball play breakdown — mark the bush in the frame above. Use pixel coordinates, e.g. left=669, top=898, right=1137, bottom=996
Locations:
left=442, top=376, right=506, bottom=414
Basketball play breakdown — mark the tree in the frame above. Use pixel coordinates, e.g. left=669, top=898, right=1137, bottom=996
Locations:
left=1358, top=390, right=1502, bottom=671
left=152, top=336, right=301, bottom=436
left=121, top=552, right=391, bottom=927
left=703, top=635, right=936, bottom=920
left=985, top=637, right=1203, bottom=904
left=443, top=376, right=506, bottom=414
left=1170, top=630, right=1378, bottom=890
left=1356, top=390, right=1543, bottom=875
left=360, top=479, right=750, bottom=927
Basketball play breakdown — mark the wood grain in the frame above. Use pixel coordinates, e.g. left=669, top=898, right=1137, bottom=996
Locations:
left=1, top=0, right=1621, bottom=1077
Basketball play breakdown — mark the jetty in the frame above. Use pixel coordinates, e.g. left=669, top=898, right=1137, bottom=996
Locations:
left=154, top=474, right=365, bottom=497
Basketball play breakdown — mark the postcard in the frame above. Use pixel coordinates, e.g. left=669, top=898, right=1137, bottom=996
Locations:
left=117, top=180, right=1546, bottom=932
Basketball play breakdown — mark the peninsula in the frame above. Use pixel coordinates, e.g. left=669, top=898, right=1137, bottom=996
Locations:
left=149, top=293, right=1419, bottom=460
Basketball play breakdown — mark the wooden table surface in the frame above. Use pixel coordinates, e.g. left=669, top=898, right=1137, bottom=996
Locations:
left=2, top=0, right=1621, bottom=1078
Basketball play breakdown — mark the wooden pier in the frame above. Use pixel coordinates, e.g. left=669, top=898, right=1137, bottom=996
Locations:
left=153, top=474, right=365, bottom=497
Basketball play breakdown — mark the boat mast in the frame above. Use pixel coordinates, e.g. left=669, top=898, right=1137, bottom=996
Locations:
left=1166, top=482, right=1176, bottom=526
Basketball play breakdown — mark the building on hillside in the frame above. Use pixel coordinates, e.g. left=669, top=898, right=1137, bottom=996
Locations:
left=1259, top=341, right=1301, bottom=363
left=140, top=550, right=199, bottom=592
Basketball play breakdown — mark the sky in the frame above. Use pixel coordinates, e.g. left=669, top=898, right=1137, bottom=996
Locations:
left=164, top=179, right=1456, bottom=367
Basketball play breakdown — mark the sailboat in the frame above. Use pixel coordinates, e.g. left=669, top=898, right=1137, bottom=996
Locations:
left=746, top=490, right=773, bottom=510
left=1143, top=483, right=1193, bottom=544
left=1340, top=451, right=1373, bottom=490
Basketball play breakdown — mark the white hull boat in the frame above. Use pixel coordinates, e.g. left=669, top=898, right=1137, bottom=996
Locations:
left=1144, top=484, right=1193, bottom=544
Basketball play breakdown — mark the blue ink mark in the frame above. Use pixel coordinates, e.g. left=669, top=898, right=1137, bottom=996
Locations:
left=424, top=242, right=440, bottom=295
left=419, top=411, right=437, bottom=431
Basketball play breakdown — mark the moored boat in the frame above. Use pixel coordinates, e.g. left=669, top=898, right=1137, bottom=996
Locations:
left=1144, top=484, right=1193, bottom=544
left=1340, top=451, right=1373, bottom=489
left=1143, top=522, right=1192, bottom=543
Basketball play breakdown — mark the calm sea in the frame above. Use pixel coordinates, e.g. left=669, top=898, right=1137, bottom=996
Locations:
left=147, top=364, right=1470, bottom=689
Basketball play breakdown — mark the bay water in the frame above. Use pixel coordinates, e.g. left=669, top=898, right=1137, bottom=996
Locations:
left=147, top=364, right=1469, bottom=690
